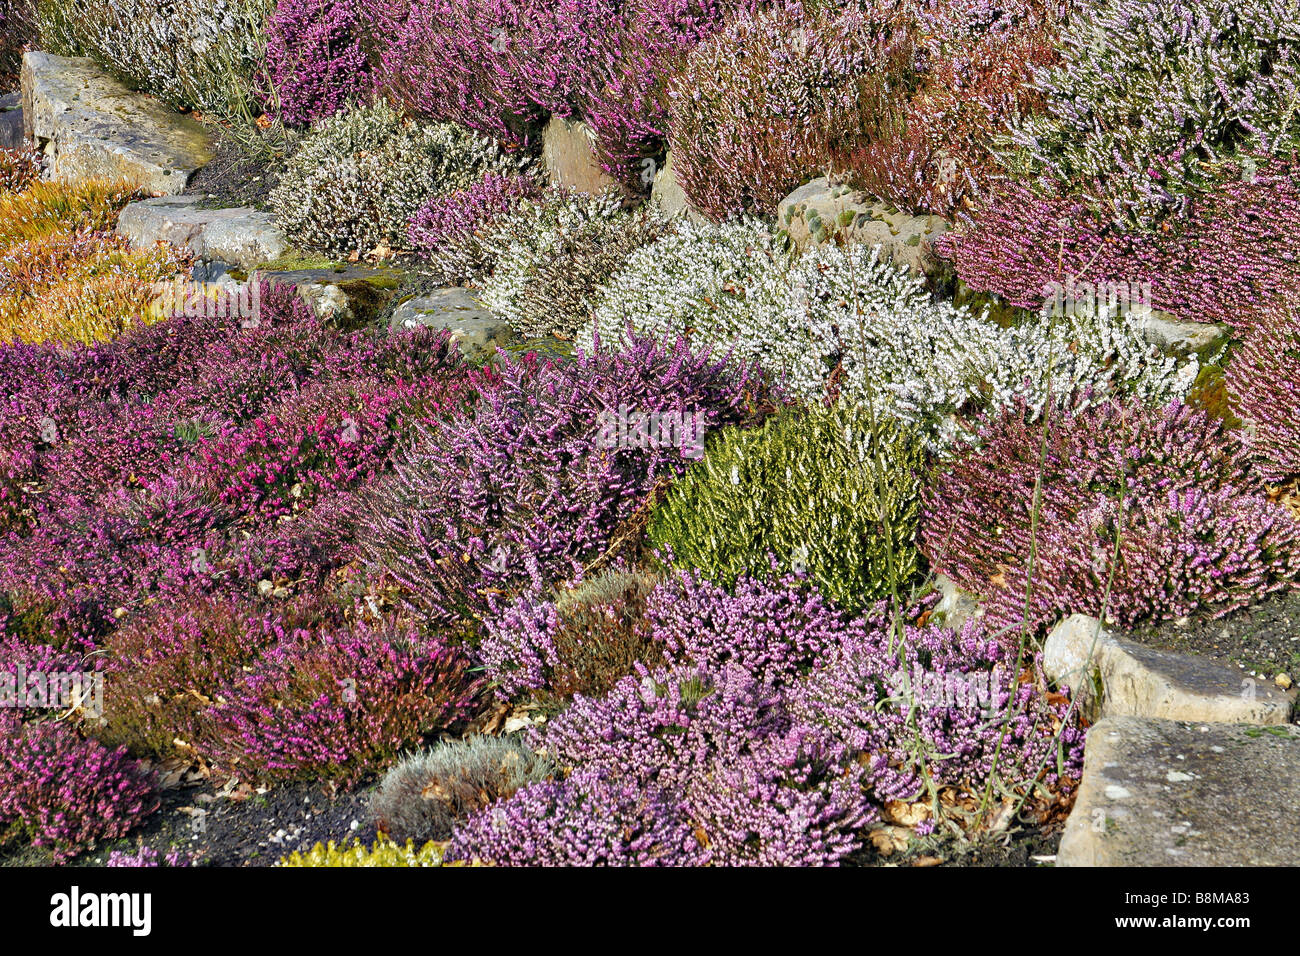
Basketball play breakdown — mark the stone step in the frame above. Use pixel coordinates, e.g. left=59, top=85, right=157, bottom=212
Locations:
left=1044, top=613, right=1295, bottom=725
left=388, top=288, right=516, bottom=362
left=21, top=51, right=213, bottom=194
left=117, top=196, right=288, bottom=272
left=1058, top=716, right=1300, bottom=866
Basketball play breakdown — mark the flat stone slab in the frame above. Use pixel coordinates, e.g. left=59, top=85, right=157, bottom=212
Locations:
left=1045, top=614, right=1295, bottom=725
left=0, top=92, right=23, bottom=151
left=1058, top=716, right=1300, bottom=866
left=389, top=288, right=516, bottom=361
left=21, top=51, right=213, bottom=195
left=117, top=196, right=288, bottom=271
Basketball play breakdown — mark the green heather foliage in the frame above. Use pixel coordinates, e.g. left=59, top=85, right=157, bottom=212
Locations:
left=278, top=837, right=447, bottom=866
left=649, top=404, right=923, bottom=612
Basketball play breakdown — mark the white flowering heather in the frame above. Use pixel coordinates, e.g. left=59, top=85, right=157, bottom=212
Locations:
left=478, top=189, right=673, bottom=340
left=36, top=0, right=273, bottom=118
left=583, top=217, right=792, bottom=352
left=587, top=222, right=1197, bottom=449
left=271, top=102, right=522, bottom=256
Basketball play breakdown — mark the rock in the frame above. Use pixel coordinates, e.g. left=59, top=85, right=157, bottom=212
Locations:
left=0, top=92, right=23, bottom=151
left=932, top=573, right=982, bottom=631
left=20, top=51, right=213, bottom=195
left=1129, top=307, right=1230, bottom=359
left=1058, top=716, right=1300, bottom=866
left=776, top=177, right=950, bottom=281
left=388, top=288, right=515, bottom=362
left=649, top=150, right=705, bottom=223
left=258, top=265, right=404, bottom=330
left=117, top=196, right=289, bottom=271
left=1044, top=613, right=1295, bottom=725
left=541, top=117, right=619, bottom=195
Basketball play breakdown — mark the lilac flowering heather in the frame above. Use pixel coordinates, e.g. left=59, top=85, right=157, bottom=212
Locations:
left=106, top=845, right=194, bottom=867
left=478, top=568, right=663, bottom=705
left=788, top=619, right=1085, bottom=801
left=211, top=621, right=483, bottom=785
left=0, top=713, right=158, bottom=863
left=406, top=171, right=542, bottom=283
left=264, top=0, right=374, bottom=126
left=447, top=768, right=708, bottom=866
left=352, top=334, right=769, bottom=628
left=1227, top=307, right=1300, bottom=483
left=982, top=484, right=1300, bottom=635
left=645, top=569, right=854, bottom=689
left=935, top=160, right=1300, bottom=329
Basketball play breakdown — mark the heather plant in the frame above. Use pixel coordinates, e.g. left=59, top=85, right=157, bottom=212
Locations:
left=270, top=101, right=523, bottom=255
left=0, top=0, right=36, bottom=73
left=0, top=179, right=139, bottom=250
left=105, top=845, right=195, bottom=867
left=264, top=0, right=373, bottom=126
left=0, top=146, right=41, bottom=195
left=447, top=767, right=709, bottom=866
left=406, top=170, right=542, bottom=283
left=35, top=0, right=275, bottom=119
left=665, top=1, right=914, bottom=221
left=924, top=399, right=1300, bottom=634
left=0, top=713, right=158, bottom=863
left=588, top=223, right=1196, bottom=448
left=478, top=188, right=673, bottom=339
left=352, top=334, right=768, bottom=628
left=648, top=404, right=924, bottom=613
left=359, top=0, right=744, bottom=176
left=211, top=620, right=483, bottom=784
left=371, top=735, right=555, bottom=842
left=98, top=593, right=344, bottom=759
left=279, top=837, right=446, bottom=866
left=1002, top=0, right=1300, bottom=227
left=936, top=160, right=1300, bottom=329
left=1227, top=307, right=1300, bottom=482
left=479, top=568, right=664, bottom=705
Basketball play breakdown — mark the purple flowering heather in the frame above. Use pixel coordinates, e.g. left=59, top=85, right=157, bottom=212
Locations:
left=407, top=171, right=542, bottom=281
left=0, top=713, right=158, bottom=863
left=264, top=0, right=375, bottom=126
left=351, top=334, right=768, bottom=627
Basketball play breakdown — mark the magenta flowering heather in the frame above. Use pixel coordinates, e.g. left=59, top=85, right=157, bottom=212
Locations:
left=407, top=171, right=542, bottom=281
left=264, top=0, right=374, bottom=126
left=0, top=713, right=158, bottom=863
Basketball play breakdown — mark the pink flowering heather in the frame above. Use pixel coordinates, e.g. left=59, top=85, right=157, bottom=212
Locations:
left=264, top=0, right=374, bottom=126
left=211, top=621, right=483, bottom=785
left=106, top=845, right=194, bottom=867
left=1227, top=307, right=1300, bottom=483
left=924, top=398, right=1300, bottom=635
left=935, top=160, right=1300, bottom=329
left=407, top=171, right=542, bottom=281
left=352, top=333, right=770, bottom=628
left=0, top=713, right=158, bottom=863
